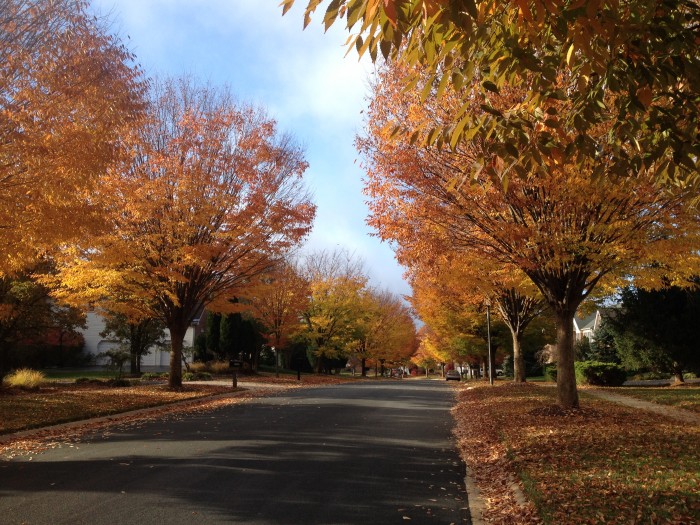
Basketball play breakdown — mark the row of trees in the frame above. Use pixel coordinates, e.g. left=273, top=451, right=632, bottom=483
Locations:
left=2, top=1, right=320, bottom=387
left=289, top=0, right=700, bottom=397
left=227, top=251, right=417, bottom=376
left=288, top=1, right=700, bottom=409
left=353, top=51, right=699, bottom=408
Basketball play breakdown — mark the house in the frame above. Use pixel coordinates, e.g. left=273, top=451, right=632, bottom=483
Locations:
left=573, top=310, right=603, bottom=342
left=80, top=312, right=202, bottom=368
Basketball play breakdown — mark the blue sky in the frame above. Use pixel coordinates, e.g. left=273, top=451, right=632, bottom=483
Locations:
left=92, top=0, right=410, bottom=298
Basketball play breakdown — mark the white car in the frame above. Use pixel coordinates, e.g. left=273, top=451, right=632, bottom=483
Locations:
left=445, top=370, right=461, bottom=381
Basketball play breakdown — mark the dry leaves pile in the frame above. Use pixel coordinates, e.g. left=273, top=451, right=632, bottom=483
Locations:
left=452, top=383, right=700, bottom=525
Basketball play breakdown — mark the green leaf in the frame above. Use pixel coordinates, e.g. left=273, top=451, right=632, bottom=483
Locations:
left=451, top=116, right=471, bottom=149
left=566, top=43, right=575, bottom=65
left=482, top=80, right=499, bottom=93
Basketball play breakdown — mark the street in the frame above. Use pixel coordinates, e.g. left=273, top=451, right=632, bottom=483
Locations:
left=0, top=380, right=467, bottom=524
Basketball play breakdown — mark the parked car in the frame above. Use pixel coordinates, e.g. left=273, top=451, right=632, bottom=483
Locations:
left=445, top=370, right=461, bottom=381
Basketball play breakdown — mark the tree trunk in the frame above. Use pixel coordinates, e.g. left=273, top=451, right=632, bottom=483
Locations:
left=672, top=364, right=685, bottom=384
left=361, top=357, right=366, bottom=377
left=130, top=347, right=138, bottom=375
left=168, top=324, right=187, bottom=388
left=555, top=310, right=579, bottom=409
left=512, top=330, right=526, bottom=383
left=0, top=344, right=8, bottom=380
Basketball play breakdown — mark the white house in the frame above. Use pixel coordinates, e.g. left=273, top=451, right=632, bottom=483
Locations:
left=80, top=312, right=199, bottom=367
left=573, top=311, right=603, bottom=342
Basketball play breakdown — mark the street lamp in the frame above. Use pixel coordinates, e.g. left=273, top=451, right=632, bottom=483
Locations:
left=273, top=346, right=278, bottom=377
left=485, top=298, right=494, bottom=385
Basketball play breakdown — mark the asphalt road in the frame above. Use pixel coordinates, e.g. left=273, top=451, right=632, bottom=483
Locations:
left=0, top=380, right=467, bottom=525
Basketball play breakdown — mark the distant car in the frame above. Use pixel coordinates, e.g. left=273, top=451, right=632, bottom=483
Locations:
left=496, top=369, right=504, bottom=377
left=445, top=370, right=461, bottom=381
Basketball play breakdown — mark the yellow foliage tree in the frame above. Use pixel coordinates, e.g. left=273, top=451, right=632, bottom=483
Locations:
left=347, top=287, right=416, bottom=376
left=0, top=0, right=145, bottom=275
left=52, top=78, right=315, bottom=387
left=296, top=250, right=368, bottom=373
left=360, top=63, right=700, bottom=408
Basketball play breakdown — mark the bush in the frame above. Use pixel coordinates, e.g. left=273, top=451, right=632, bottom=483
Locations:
left=188, top=362, right=209, bottom=373
left=182, top=371, right=213, bottom=381
left=140, top=372, right=168, bottom=380
left=575, top=361, right=627, bottom=386
left=3, top=368, right=45, bottom=389
left=543, top=364, right=557, bottom=382
left=106, top=378, right=132, bottom=387
left=209, top=361, right=231, bottom=375
left=75, top=377, right=104, bottom=384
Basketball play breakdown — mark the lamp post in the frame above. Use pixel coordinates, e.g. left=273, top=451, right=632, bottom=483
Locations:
left=485, top=298, right=494, bottom=385
left=273, top=346, right=278, bottom=377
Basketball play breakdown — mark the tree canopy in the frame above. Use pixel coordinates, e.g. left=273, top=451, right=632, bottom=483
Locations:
left=359, top=61, right=700, bottom=407
left=52, top=77, right=315, bottom=387
left=0, top=0, right=145, bottom=275
left=286, top=0, right=700, bottom=189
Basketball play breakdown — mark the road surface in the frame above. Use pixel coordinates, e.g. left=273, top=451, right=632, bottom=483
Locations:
left=0, top=380, right=467, bottom=524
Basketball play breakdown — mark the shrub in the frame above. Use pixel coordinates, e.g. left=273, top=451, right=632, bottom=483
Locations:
left=209, top=361, right=232, bottom=375
left=543, top=364, right=557, bottom=382
left=106, top=378, right=132, bottom=387
left=141, top=372, right=168, bottom=380
left=3, top=368, right=45, bottom=389
left=575, top=361, right=627, bottom=386
left=188, top=362, right=209, bottom=373
left=75, top=377, right=104, bottom=384
left=182, top=371, right=213, bottom=381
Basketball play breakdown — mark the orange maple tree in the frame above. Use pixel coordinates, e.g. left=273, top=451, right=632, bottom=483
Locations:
left=359, top=63, right=700, bottom=408
left=53, top=78, right=315, bottom=387
left=346, top=287, right=416, bottom=376
left=0, top=0, right=145, bottom=275
left=239, top=258, right=310, bottom=370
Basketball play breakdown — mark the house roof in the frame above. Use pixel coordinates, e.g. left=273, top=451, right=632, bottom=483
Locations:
left=574, top=311, right=598, bottom=332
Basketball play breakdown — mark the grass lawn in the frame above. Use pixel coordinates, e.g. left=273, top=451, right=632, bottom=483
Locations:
left=609, top=385, right=700, bottom=413
left=0, top=382, right=233, bottom=435
left=452, top=382, right=700, bottom=524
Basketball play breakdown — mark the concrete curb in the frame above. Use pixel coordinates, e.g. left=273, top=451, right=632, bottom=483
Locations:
left=463, top=467, right=487, bottom=525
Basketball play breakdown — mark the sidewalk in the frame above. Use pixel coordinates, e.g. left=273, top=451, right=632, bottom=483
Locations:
left=583, top=388, right=700, bottom=424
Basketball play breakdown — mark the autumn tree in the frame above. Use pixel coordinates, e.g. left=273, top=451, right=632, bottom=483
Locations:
left=286, top=0, right=700, bottom=189
left=0, top=0, right=145, bottom=275
left=408, top=252, right=545, bottom=382
left=52, top=77, right=315, bottom=388
left=347, top=287, right=415, bottom=376
left=412, top=327, right=446, bottom=377
left=360, top=63, right=700, bottom=408
left=242, top=258, right=310, bottom=370
left=296, top=250, right=368, bottom=373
